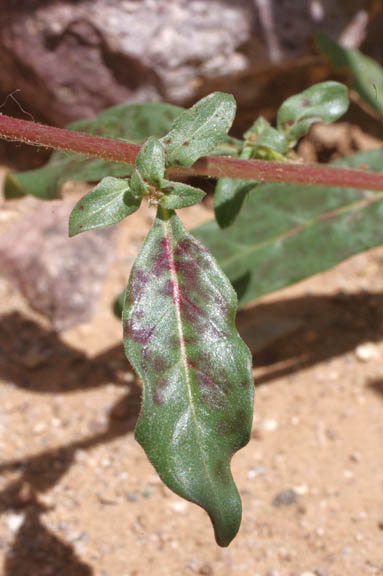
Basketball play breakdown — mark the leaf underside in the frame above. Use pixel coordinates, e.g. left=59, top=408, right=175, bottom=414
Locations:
left=214, top=178, right=256, bottom=229
left=123, top=209, right=253, bottom=547
left=196, top=150, right=383, bottom=305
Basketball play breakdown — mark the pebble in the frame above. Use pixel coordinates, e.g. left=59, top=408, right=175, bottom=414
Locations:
left=349, top=452, right=361, bottom=463
left=355, top=342, right=380, bottom=362
left=171, top=500, right=188, bottom=513
left=262, top=418, right=278, bottom=432
left=247, top=465, right=267, bottom=479
left=314, top=569, right=328, bottom=576
left=343, top=469, right=354, bottom=479
left=294, top=484, right=308, bottom=496
left=141, top=486, right=153, bottom=499
left=6, top=512, right=24, bottom=533
left=97, top=491, right=119, bottom=505
left=126, top=492, right=138, bottom=502
left=199, top=564, right=213, bottom=575
left=33, top=421, right=47, bottom=434
left=272, top=489, right=298, bottom=508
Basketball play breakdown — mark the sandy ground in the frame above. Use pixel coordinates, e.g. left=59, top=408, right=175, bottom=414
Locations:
left=0, top=169, right=382, bottom=576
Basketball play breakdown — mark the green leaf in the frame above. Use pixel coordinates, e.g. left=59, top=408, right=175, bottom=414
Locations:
left=69, top=176, right=140, bottom=236
left=123, top=208, right=253, bottom=546
left=161, top=92, right=236, bottom=168
left=130, top=168, right=150, bottom=198
left=4, top=102, right=183, bottom=200
left=277, top=81, right=349, bottom=147
left=316, top=34, right=383, bottom=113
left=195, top=149, right=383, bottom=305
left=113, top=290, right=125, bottom=318
left=159, top=180, right=206, bottom=209
left=136, top=137, right=166, bottom=185
left=214, top=178, right=255, bottom=229
left=214, top=142, right=257, bottom=229
left=245, top=117, right=288, bottom=156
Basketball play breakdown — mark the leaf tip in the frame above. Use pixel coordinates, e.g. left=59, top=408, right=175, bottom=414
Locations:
left=210, top=484, right=243, bottom=547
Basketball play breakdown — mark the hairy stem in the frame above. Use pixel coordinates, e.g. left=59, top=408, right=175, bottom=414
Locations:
left=0, top=114, right=382, bottom=191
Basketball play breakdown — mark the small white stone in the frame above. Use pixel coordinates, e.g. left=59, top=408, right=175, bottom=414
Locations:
left=33, top=422, right=47, bottom=434
left=171, top=500, right=188, bottom=513
left=247, top=465, right=267, bottom=479
left=6, top=512, right=25, bottom=533
left=355, top=343, right=380, bottom=362
left=294, top=484, right=309, bottom=495
left=262, top=418, right=278, bottom=432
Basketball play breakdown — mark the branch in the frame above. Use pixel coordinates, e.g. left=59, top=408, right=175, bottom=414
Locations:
left=0, top=114, right=382, bottom=191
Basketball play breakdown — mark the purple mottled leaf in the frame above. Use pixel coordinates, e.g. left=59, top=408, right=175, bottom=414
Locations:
left=123, top=208, right=253, bottom=546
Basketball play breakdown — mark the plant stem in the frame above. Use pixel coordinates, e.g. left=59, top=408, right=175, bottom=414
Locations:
left=0, top=114, right=382, bottom=191
left=0, top=114, right=140, bottom=164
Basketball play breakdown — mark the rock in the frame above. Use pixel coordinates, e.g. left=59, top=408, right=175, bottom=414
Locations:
left=314, top=569, right=328, bottom=576
left=170, top=500, right=188, bottom=513
left=0, top=0, right=365, bottom=129
left=294, top=484, right=309, bottom=495
left=126, top=492, right=138, bottom=503
left=0, top=200, right=116, bottom=331
left=247, top=465, right=267, bottom=479
left=355, top=342, right=380, bottom=362
left=262, top=418, right=278, bottom=432
left=199, top=564, right=214, bottom=576
left=6, top=512, right=24, bottom=533
left=272, top=488, right=299, bottom=507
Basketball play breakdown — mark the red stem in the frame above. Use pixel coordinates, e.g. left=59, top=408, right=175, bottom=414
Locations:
left=0, top=114, right=382, bottom=191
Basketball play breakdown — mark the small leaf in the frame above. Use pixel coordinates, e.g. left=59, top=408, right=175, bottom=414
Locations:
left=245, top=117, right=288, bottom=156
left=196, top=149, right=383, bottom=305
left=214, top=179, right=255, bottom=229
left=123, top=208, right=253, bottom=546
left=161, top=92, right=236, bottom=168
left=159, top=180, right=205, bottom=209
left=136, top=137, right=166, bottom=185
left=69, top=176, right=140, bottom=236
left=4, top=102, right=183, bottom=200
left=316, top=34, right=383, bottom=113
left=130, top=168, right=150, bottom=198
left=277, top=81, right=349, bottom=147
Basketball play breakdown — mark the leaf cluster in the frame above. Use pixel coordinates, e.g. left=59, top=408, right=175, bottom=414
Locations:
left=1, top=56, right=382, bottom=548
left=214, top=81, right=349, bottom=228
left=69, top=92, right=236, bottom=236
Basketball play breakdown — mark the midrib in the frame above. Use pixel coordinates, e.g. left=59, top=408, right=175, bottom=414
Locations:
left=162, top=217, right=215, bottom=493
